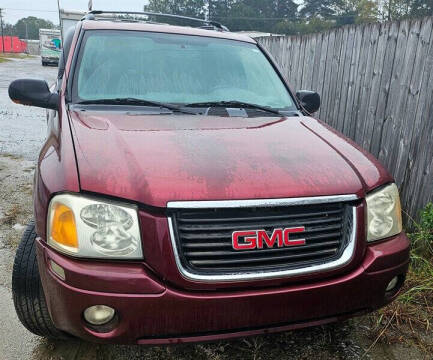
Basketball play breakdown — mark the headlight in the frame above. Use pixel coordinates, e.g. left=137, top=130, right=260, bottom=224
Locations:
left=47, top=194, right=143, bottom=259
left=366, top=183, right=402, bottom=242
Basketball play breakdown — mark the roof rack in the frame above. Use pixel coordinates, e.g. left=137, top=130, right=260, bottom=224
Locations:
left=83, top=10, right=229, bottom=32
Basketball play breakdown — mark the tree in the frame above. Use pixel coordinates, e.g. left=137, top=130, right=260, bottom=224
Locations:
left=273, top=0, right=298, bottom=20
left=409, top=0, right=433, bottom=16
left=356, top=0, right=380, bottom=23
left=335, top=0, right=380, bottom=25
left=144, top=0, right=432, bottom=35
left=3, top=23, right=16, bottom=36
left=144, top=0, right=206, bottom=19
left=299, top=0, right=341, bottom=19
left=209, top=0, right=236, bottom=21
left=14, top=17, right=54, bottom=40
left=378, top=0, right=411, bottom=20
left=210, top=0, right=297, bottom=32
left=222, top=1, right=260, bottom=31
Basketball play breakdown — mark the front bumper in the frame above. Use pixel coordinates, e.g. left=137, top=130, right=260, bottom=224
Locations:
left=36, top=233, right=410, bottom=344
left=41, top=57, right=59, bottom=64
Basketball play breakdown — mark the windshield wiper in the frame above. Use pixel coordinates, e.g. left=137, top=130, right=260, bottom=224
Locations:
left=76, top=98, right=197, bottom=115
left=185, top=101, right=283, bottom=116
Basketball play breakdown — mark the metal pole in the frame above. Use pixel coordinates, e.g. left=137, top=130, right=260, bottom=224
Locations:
left=57, top=0, right=64, bottom=41
left=0, top=9, right=5, bottom=53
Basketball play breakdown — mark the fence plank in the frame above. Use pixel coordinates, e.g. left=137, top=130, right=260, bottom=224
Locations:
left=336, top=25, right=356, bottom=133
left=259, top=16, right=433, bottom=219
left=355, top=24, right=379, bottom=145
left=348, top=25, right=370, bottom=140
left=342, top=25, right=364, bottom=137
left=316, top=32, right=330, bottom=119
left=369, top=21, right=399, bottom=157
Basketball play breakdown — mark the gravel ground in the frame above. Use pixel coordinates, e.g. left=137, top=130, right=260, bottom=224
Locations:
left=0, top=57, right=428, bottom=360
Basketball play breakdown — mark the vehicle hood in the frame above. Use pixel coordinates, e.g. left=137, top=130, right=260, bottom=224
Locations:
left=68, top=111, right=392, bottom=207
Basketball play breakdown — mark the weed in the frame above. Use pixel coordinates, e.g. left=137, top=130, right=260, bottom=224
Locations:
left=367, top=203, right=433, bottom=355
left=410, top=203, right=433, bottom=259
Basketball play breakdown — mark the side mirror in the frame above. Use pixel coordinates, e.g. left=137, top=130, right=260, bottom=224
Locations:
left=9, top=79, right=59, bottom=110
left=296, top=90, right=320, bottom=114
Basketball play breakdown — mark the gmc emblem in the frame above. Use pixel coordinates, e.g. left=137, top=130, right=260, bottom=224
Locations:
left=232, top=227, right=306, bottom=251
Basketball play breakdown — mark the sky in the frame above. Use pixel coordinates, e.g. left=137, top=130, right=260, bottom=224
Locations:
left=1, top=0, right=150, bottom=25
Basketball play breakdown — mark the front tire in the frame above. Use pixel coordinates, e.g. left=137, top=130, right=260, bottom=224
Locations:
left=12, top=221, right=65, bottom=338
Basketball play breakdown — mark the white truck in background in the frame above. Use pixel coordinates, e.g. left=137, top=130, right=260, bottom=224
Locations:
left=39, top=29, right=62, bottom=66
left=58, top=9, right=121, bottom=39
left=59, top=9, right=85, bottom=40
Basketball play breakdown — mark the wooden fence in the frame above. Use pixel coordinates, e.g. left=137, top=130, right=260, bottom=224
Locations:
left=258, top=16, right=433, bottom=220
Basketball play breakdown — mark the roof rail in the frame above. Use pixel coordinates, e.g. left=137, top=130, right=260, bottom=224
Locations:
left=82, top=10, right=229, bottom=32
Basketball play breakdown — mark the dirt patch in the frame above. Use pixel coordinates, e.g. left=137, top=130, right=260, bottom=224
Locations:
left=0, top=155, right=34, bottom=252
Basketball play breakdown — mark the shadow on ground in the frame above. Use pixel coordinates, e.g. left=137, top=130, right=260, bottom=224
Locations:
left=31, top=322, right=370, bottom=360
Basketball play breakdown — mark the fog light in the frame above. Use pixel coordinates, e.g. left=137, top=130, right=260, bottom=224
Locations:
left=49, top=260, right=65, bottom=280
left=386, top=276, right=399, bottom=292
left=84, top=305, right=115, bottom=326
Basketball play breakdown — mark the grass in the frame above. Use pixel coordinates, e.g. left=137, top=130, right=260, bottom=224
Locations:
left=365, top=203, right=433, bottom=355
left=0, top=52, right=35, bottom=62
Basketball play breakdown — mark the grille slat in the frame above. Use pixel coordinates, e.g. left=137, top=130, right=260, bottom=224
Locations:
left=177, top=208, right=343, bottom=224
left=171, top=202, right=354, bottom=275
left=189, top=248, right=338, bottom=266
left=178, top=215, right=343, bottom=232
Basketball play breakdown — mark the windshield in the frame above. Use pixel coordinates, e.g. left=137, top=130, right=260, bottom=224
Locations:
left=72, top=30, right=295, bottom=110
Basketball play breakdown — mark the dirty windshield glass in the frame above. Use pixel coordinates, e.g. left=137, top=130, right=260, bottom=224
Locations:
left=72, top=30, right=295, bottom=110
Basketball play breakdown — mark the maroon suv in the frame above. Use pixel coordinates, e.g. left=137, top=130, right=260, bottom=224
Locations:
left=9, top=12, right=409, bottom=344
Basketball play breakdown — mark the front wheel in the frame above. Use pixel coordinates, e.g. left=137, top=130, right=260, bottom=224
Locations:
left=12, top=221, right=65, bottom=339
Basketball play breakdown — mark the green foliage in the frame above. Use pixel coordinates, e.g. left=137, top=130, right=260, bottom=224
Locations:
left=356, top=0, right=381, bottom=23
left=273, top=18, right=335, bottom=35
left=334, top=0, right=380, bottom=25
left=410, top=0, right=433, bottom=16
left=378, top=0, right=432, bottom=20
left=371, top=203, right=433, bottom=355
left=399, top=202, right=433, bottom=305
left=410, top=202, right=433, bottom=259
left=299, top=0, right=339, bottom=19
left=145, top=0, right=431, bottom=34
left=144, top=0, right=206, bottom=18
left=211, top=0, right=298, bottom=32
left=14, top=16, right=55, bottom=40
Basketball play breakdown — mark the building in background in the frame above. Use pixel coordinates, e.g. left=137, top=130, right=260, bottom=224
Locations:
left=24, top=39, right=40, bottom=55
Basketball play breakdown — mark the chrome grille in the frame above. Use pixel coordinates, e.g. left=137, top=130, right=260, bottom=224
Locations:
left=169, top=199, right=356, bottom=279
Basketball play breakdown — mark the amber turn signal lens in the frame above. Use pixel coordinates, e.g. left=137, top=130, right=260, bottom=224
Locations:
left=50, top=203, right=78, bottom=251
